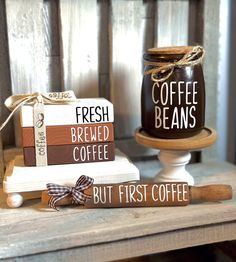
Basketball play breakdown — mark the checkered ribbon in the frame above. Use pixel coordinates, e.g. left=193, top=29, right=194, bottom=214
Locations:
left=47, top=175, right=94, bottom=210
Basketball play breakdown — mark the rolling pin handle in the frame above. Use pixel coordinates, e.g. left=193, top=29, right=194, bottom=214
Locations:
left=190, top=184, right=233, bottom=202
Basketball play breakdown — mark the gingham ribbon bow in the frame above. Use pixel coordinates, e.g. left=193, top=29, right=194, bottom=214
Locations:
left=47, top=175, right=94, bottom=210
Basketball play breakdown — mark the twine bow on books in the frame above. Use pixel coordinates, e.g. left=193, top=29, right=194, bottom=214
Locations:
left=47, top=175, right=94, bottom=210
left=144, top=46, right=205, bottom=83
left=0, top=90, right=77, bottom=132
left=0, top=90, right=77, bottom=166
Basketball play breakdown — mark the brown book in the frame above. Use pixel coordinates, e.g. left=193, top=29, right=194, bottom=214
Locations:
left=23, top=142, right=115, bottom=166
left=22, top=123, right=114, bottom=147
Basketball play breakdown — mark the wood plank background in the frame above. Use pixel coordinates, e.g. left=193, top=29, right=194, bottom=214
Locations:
left=0, top=0, right=222, bottom=180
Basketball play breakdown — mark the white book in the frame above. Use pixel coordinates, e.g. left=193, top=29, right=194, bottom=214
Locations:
left=3, top=150, right=140, bottom=193
left=20, top=98, right=114, bottom=127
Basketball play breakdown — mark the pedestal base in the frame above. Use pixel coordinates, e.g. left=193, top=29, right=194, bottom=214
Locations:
left=135, top=127, right=217, bottom=185
left=155, top=150, right=194, bottom=185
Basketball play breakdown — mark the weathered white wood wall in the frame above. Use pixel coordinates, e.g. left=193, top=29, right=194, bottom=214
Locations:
left=59, top=0, right=99, bottom=97
left=0, top=0, right=221, bottom=179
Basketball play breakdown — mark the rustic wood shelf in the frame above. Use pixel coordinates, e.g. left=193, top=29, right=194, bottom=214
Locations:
left=0, top=160, right=236, bottom=261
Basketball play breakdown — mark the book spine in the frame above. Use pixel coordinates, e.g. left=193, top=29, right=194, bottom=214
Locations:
left=21, top=102, right=114, bottom=127
left=23, top=142, right=115, bottom=166
left=22, top=123, right=114, bottom=147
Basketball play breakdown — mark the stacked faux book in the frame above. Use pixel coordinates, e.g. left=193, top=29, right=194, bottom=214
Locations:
left=21, top=99, right=115, bottom=166
left=3, top=96, right=140, bottom=207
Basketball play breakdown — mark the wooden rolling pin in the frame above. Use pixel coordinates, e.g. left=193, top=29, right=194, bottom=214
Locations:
left=41, top=182, right=233, bottom=208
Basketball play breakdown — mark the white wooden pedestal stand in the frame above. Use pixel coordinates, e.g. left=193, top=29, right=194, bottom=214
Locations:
left=135, top=127, right=217, bottom=186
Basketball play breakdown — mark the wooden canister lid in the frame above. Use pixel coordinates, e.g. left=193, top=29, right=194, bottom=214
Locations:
left=147, top=46, right=194, bottom=55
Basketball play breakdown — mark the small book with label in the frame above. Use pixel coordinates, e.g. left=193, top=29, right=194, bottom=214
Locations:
left=20, top=98, right=114, bottom=127
left=23, top=142, right=115, bottom=166
left=22, top=123, right=114, bottom=147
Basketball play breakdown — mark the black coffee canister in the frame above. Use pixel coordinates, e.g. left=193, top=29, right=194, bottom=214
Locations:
left=141, top=46, right=205, bottom=139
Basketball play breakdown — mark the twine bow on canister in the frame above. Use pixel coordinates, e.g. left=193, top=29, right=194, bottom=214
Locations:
left=47, top=175, right=94, bottom=210
left=144, top=46, right=205, bottom=83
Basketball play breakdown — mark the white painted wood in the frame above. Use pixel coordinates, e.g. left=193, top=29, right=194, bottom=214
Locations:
left=3, top=150, right=139, bottom=198
left=202, top=0, right=221, bottom=161
left=59, top=0, right=99, bottom=98
left=155, top=150, right=194, bottom=185
left=20, top=99, right=114, bottom=127
left=110, top=0, right=144, bottom=138
left=5, top=0, right=47, bottom=147
left=0, top=161, right=236, bottom=259
left=5, top=0, right=47, bottom=94
left=217, top=0, right=230, bottom=161
left=156, top=0, right=189, bottom=46
left=0, top=0, right=15, bottom=150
